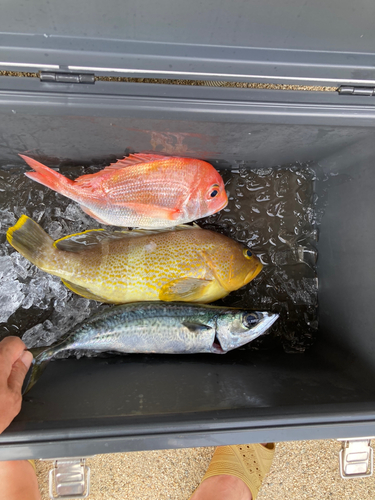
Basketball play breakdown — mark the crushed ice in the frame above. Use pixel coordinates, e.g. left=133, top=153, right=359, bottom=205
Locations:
left=200, top=162, right=320, bottom=352
left=0, top=164, right=105, bottom=346
left=0, top=161, right=321, bottom=353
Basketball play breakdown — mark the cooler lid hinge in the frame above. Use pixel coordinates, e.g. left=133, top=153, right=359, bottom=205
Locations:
left=338, top=86, right=375, bottom=96
left=40, top=71, right=95, bottom=84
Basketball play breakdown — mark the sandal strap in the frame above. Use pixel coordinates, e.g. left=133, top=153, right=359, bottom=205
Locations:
left=201, top=444, right=275, bottom=500
left=27, top=459, right=36, bottom=472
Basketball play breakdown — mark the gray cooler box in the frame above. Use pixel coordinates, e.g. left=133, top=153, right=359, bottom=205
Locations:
left=0, top=0, right=375, bottom=481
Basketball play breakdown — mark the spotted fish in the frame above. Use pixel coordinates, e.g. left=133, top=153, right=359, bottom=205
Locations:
left=7, top=215, right=263, bottom=304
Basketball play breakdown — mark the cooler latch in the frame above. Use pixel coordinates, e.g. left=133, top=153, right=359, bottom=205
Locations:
left=338, top=86, right=375, bottom=96
left=48, top=458, right=90, bottom=499
left=40, top=72, right=95, bottom=84
left=338, top=438, right=374, bottom=479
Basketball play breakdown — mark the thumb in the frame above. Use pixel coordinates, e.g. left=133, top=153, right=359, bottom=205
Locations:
left=8, top=351, right=33, bottom=393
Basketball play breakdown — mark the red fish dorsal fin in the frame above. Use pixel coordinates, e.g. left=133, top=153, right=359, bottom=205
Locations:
left=75, top=153, right=173, bottom=186
left=115, top=153, right=173, bottom=167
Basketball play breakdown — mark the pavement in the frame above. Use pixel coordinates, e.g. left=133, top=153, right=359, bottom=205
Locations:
left=35, top=439, right=375, bottom=499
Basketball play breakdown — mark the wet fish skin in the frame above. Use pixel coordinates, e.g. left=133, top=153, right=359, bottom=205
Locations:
left=20, top=153, right=228, bottom=228
left=24, top=302, right=279, bottom=392
left=7, top=216, right=263, bottom=304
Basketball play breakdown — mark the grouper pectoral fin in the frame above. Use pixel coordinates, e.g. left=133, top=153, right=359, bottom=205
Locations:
left=61, top=279, right=111, bottom=302
left=181, top=322, right=213, bottom=334
left=159, top=277, right=213, bottom=301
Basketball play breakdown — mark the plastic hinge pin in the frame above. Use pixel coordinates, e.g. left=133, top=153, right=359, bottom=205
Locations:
left=48, top=458, right=90, bottom=499
left=40, top=72, right=95, bottom=84
left=338, top=438, right=374, bottom=479
left=338, top=86, right=375, bottom=96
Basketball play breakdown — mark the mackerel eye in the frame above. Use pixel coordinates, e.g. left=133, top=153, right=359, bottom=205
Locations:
left=208, top=184, right=220, bottom=199
left=243, top=249, right=253, bottom=259
left=242, top=312, right=260, bottom=329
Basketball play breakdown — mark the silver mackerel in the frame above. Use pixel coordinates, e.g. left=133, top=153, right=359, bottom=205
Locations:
left=25, top=302, right=278, bottom=392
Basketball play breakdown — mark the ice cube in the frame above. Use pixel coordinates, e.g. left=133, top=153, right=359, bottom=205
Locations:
left=32, top=205, right=46, bottom=223
left=48, top=221, right=63, bottom=240
left=22, top=320, right=56, bottom=348
left=0, top=255, right=16, bottom=281
left=0, top=209, right=16, bottom=233
left=0, top=280, right=24, bottom=323
left=63, top=203, right=82, bottom=221
left=22, top=323, right=44, bottom=348
left=49, top=276, right=69, bottom=312
left=10, top=252, right=31, bottom=280
left=30, top=276, right=51, bottom=309
left=21, top=292, right=34, bottom=310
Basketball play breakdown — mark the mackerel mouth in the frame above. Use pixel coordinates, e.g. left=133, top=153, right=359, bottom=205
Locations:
left=211, top=334, right=225, bottom=354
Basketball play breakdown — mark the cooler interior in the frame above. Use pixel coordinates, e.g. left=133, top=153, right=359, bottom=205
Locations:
left=0, top=79, right=375, bottom=459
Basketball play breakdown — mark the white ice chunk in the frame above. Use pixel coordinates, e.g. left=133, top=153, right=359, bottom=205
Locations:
left=63, top=203, right=82, bottom=221
left=0, top=209, right=17, bottom=234
left=48, top=221, right=63, bottom=240
left=22, top=320, right=55, bottom=348
left=10, top=252, right=31, bottom=280
left=0, top=280, right=24, bottom=322
left=0, top=255, right=16, bottom=281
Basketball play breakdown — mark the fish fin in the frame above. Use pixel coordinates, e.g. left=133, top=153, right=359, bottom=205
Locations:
left=79, top=205, right=110, bottom=224
left=61, top=279, right=110, bottom=302
left=83, top=224, right=200, bottom=238
left=54, top=229, right=128, bottom=252
left=116, top=202, right=182, bottom=221
left=55, top=225, right=201, bottom=253
left=121, top=224, right=201, bottom=234
left=22, top=345, right=59, bottom=394
left=113, top=153, right=173, bottom=167
left=159, top=277, right=212, bottom=301
left=21, top=155, right=74, bottom=195
left=6, top=215, right=54, bottom=267
left=182, top=322, right=212, bottom=334
left=74, top=154, right=172, bottom=185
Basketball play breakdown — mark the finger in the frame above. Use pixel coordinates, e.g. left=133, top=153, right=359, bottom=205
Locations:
left=8, top=351, right=33, bottom=393
left=0, top=337, right=27, bottom=379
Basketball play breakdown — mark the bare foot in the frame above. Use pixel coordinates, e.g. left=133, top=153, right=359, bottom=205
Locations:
left=190, top=474, right=252, bottom=500
left=0, top=460, right=41, bottom=500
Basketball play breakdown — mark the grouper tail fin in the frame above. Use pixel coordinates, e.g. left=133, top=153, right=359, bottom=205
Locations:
left=7, top=215, right=55, bottom=269
left=22, top=345, right=60, bottom=394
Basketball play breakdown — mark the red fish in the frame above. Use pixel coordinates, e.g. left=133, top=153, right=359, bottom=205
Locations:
left=20, top=154, right=228, bottom=228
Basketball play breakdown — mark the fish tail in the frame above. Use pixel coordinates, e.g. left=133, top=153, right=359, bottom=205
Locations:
left=23, top=346, right=58, bottom=394
left=7, top=215, right=56, bottom=269
left=20, top=155, right=76, bottom=198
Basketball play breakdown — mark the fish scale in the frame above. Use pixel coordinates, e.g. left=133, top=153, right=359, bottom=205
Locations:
left=7, top=216, right=263, bottom=304
left=20, top=154, right=228, bottom=228
left=23, top=302, right=279, bottom=393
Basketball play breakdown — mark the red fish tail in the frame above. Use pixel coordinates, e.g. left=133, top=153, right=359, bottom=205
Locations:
left=20, top=155, right=77, bottom=198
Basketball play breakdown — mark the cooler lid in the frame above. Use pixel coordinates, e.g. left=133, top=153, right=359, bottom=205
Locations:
left=1, top=0, right=375, bottom=86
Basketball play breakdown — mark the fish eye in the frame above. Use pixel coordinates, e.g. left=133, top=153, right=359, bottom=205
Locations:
left=242, top=312, right=260, bottom=329
left=243, top=249, right=253, bottom=259
left=208, top=184, right=220, bottom=198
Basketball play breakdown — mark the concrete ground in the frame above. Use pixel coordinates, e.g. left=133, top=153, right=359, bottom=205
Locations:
left=35, top=439, right=375, bottom=499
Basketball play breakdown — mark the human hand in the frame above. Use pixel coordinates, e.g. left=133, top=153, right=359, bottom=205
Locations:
left=0, top=337, right=33, bottom=434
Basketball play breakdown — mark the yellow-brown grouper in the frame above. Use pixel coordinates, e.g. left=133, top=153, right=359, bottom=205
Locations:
left=7, top=215, right=263, bottom=304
